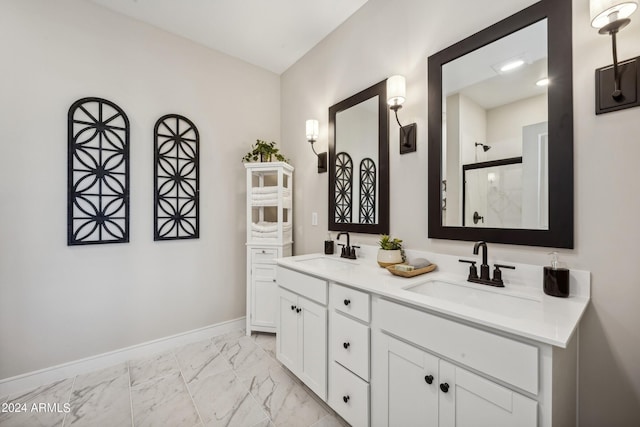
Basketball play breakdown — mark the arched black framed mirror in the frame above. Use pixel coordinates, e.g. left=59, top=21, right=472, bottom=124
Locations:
left=428, top=0, right=573, bottom=248
left=329, top=80, right=389, bottom=234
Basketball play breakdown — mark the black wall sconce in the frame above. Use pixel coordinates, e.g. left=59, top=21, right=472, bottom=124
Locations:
left=387, top=75, right=417, bottom=154
left=306, top=119, right=327, bottom=173
left=591, top=0, right=640, bottom=114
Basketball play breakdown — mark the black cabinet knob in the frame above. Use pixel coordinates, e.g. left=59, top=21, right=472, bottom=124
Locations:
left=296, top=308, right=301, bottom=313
left=343, top=342, right=350, bottom=349
left=343, top=395, right=350, bottom=403
left=440, top=383, right=449, bottom=393
left=344, top=299, right=351, bottom=306
left=290, top=305, right=295, bottom=311
left=424, top=375, right=434, bottom=384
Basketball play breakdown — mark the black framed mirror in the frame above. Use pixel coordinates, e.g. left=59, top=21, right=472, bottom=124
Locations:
left=428, top=0, right=573, bottom=248
left=329, top=80, right=389, bottom=234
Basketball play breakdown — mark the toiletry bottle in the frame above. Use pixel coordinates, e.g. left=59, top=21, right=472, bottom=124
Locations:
left=324, top=233, right=334, bottom=255
left=543, top=251, right=570, bottom=297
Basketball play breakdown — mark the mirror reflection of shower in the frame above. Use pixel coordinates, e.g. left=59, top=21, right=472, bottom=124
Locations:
left=474, top=142, right=491, bottom=162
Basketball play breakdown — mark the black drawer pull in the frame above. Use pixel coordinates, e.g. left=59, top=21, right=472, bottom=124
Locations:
left=343, top=395, right=350, bottom=403
left=440, top=383, right=449, bottom=393
left=343, top=342, right=350, bottom=349
left=424, top=375, right=434, bottom=384
left=344, top=299, right=351, bottom=306
left=296, top=308, right=302, bottom=313
left=290, top=305, right=296, bottom=311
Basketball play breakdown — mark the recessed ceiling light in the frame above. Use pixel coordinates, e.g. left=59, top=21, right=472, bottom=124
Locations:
left=500, top=59, right=525, bottom=72
left=536, top=78, right=550, bottom=86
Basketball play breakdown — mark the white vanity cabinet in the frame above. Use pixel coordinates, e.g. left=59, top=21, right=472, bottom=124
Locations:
left=371, top=297, right=577, bottom=427
left=276, top=266, right=328, bottom=400
left=275, top=253, right=586, bottom=427
left=328, top=283, right=372, bottom=427
left=376, top=333, right=536, bottom=427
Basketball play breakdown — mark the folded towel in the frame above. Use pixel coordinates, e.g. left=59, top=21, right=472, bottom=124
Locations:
left=409, top=258, right=432, bottom=269
left=252, top=222, right=292, bottom=233
left=252, top=186, right=278, bottom=195
left=252, top=187, right=291, bottom=196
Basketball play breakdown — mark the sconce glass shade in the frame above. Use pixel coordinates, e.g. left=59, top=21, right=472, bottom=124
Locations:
left=305, top=119, right=319, bottom=142
left=387, top=75, right=406, bottom=108
left=590, top=0, right=638, bottom=29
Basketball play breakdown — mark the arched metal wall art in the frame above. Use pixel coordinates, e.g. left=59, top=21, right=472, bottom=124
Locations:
left=154, top=114, right=200, bottom=240
left=334, top=152, right=353, bottom=223
left=68, top=97, right=130, bottom=245
left=359, top=158, right=377, bottom=224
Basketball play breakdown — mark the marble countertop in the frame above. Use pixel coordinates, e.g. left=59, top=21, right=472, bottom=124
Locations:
left=276, top=249, right=590, bottom=348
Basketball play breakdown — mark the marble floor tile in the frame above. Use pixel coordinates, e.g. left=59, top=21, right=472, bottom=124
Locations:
left=311, top=414, right=349, bottom=427
left=250, top=333, right=277, bottom=359
left=211, top=329, right=246, bottom=348
left=218, top=336, right=271, bottom=373
left=250, top=418, right=274, bottom=427
left=0, top=330, right=345, bottom=427
left=188, top=370, right=266, bottom=427
left=0, top=378, right=73, bottom=427
left=174, top=340, right=232, bottom=384
left=64, top=363, right=132, bottom=426
left=233, top=351, right=281, bottom=385
left=131, top=371, right=200, bottom=427
left=245, top=365, right=328, bottom=427
left=128, top=350, right=180, bottom=387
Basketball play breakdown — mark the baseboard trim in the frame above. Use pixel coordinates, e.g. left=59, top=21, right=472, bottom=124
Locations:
left=0, top=317, right=245, bottom=396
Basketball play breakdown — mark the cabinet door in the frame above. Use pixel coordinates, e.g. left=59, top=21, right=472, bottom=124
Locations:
left=439, top=360, right=537, bottom=427
left=277, top=289, right=298, bottom=372
left=251, top=265, right=277, bottom=327
left=384, top=335, right=439, bottom=427
left=299, top=296, right=327, bottom=400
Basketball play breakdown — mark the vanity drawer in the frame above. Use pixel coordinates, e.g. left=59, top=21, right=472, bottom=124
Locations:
left=277, top=266, right=328, bottom=305
left=375, top=299, right=539, bottom=394
left=329, top=361, right=369, bottom=427
left=251, top=248, right=278, bottom=264
left=331, top=283, right=370, bottom=322
left=331, top=312, right=370, bottom=381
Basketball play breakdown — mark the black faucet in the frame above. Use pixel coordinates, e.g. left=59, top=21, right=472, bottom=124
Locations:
left=473, top=241, right=490, bottom=281
left=459, top=241, right=515, bottom=287
left=336, top=232, right=357, bottom=259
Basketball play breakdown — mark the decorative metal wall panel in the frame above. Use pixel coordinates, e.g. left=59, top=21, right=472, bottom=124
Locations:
left=334, top=152, right=353, bottom=223
left=154, top=114, right=200, bottom=240
left=67, top=97, right=130, bottom=245
left=359, top=158, right=376, bottom=224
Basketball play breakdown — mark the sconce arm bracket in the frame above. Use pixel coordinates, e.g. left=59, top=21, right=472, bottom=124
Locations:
left=595, top=55, right=640, bottom=114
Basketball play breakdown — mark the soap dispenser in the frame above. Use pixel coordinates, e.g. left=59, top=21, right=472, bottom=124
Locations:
left=543, top=252, right=570, bottom=297
left=324, top=232, right=334, bottom=255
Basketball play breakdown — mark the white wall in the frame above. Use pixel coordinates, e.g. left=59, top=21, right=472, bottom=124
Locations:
left=486, top=93, right=548, bottom=160
left=280, top=0, right=640, bottom=425
left=0, top=0, right=280, bottom=379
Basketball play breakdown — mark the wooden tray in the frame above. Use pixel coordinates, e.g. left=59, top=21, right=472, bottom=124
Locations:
left=386, top=263, right=437, bottom=278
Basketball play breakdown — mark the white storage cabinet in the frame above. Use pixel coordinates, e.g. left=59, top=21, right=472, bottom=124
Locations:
left=245, top=162, right=293, bottom=335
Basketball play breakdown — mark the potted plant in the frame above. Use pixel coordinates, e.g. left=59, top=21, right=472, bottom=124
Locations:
left=241, top=139, right=289, bottom=163
left=377, top=234, right=405, bottom=267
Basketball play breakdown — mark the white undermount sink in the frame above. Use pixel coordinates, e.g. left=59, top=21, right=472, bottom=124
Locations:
left=404, top=279, right=541, bottom=317
left=294, top=256, right=357, bottom=271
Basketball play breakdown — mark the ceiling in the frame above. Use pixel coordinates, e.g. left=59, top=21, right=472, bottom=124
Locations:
left=443, top=19, right=548, bottom=110
left=88, top=0, right=370, bottom=74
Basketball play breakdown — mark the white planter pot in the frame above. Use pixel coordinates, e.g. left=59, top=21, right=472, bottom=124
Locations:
left=377, top=249, right=403, bottom=267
